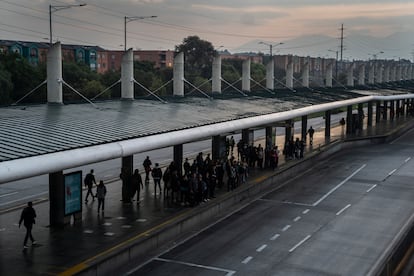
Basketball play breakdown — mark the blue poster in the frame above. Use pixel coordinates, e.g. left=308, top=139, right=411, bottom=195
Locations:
left=64, top=171, right=82, bottom=216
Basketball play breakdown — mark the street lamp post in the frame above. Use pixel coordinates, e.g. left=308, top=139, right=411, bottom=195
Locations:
left=259, top=41, right=284, bottom=57
left=49, top=3, right=86, bottom=45
left=124, top=16, right=157, bottom=51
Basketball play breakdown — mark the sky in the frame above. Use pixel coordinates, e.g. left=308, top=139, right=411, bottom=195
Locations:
left=0, top=0, right=413, bottom=60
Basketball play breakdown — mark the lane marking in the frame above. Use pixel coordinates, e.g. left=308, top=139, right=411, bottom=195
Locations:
left=0, top=192, right=18, bottom=198
left=83, top=230, right=94, bottom=234
left=388, top=169, right=397, bottom=176
left=293, top=216, right=301, bottom=222
left=366, top=184, right=377, bottom=193
left=282, top=200, right=314, bottom=207
left=104, top=232, right=115, bottom=237
left=313, top=164, right=366, bottom=206
left=289, top=235, right=312, bottom=253
left=0, top=191, right=48, bottom=207
left=154, top=257, right=236, bottom=276
left=256, top=244, right=267, bottom=252
left=242, top=256, right=253, bottom=264
left=282, top=225, right=291, bottom=232
left=303, top=209, right=310, bottom=214
left=270, top=234, right=280, bottom=241
left=405, top=157, right=411, bottom=163
left=336, top=204, right=352, bottom=216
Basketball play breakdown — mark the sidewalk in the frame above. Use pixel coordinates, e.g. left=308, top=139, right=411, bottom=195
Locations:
left=0, top=117, right=411, bottom=276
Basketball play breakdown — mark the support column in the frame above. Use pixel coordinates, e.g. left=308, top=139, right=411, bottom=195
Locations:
left=121, top=49, right=134, bottom=100
left=242, top=129, right=254, bottom=147
left=242, top=59, right=251, bottom=92
left=47, top=42, right=63, bottom=104
left=325, top=62, right=333, bottom=88
left=358, top=103, right=364, bottom=130
left=212, top=55, right=222, bottom=93
left=285, top=120, right=293, bottom=142
left=383, top=101, right=388, bottom=120
left=173, top=144, right=183, bottom=175
left=375, top=101, right=381, bottom=123
left=286, top=61, right=293, bottom=89
left=367, top=101, right=373, bottom=126
left=358, top=64, right=365, bottom=86
left=347, top=63, right=354, bottom=87
left=121, top=156, right=133, bottom=203
left=396, top=100, right=400, bottom=118
left=49, top=171, right=65, bottom=227
left=265, top=126, right=276, bottom=168
left=302, top=62, right=309, bottom=88
left=390, top=101, right=395, bottom=120
left=325, top=110, right=331, bottom=138
left=173, top=52, right=184, bottom=96
left=212, top=135, right=227, bottom=161
left=266, top=59, right=274, bottom=90
left=301, top=115, right=308, bottom=142
left=346, top=105, right=353, bottom=134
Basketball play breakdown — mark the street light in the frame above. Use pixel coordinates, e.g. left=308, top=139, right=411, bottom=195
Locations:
left=49, top=3, right=86, bottom=45
left=124, top=16, right=157, bottom=51
left=259, top=41, right=284, bottom=57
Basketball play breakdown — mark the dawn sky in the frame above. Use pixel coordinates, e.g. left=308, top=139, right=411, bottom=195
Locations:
left=0, top=0, right=413, bottom=60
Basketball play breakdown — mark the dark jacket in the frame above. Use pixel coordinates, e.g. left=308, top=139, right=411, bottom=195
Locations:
left=19, top=206, right=36, bottom=227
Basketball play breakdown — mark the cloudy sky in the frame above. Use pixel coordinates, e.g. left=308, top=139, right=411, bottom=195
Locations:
left=0, top=0, right=413, bottom=60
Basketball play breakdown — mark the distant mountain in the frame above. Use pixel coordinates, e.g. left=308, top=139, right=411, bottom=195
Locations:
left=232, top=32, right=414, bottom=61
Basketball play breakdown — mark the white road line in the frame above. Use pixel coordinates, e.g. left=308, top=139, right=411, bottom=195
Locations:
left=0, top=192, right=18, bottom=198
left=336, top=204, right=352, bottom=216
left=270, top=234, right=280, bottom=241
left=388, top=169, right=397, bottom=176
left=405, top=157, right=411, bottom=163
left=366, top=184, right=377, bottom=193
left=289, top=235, right=312, bottom=253
left=242, top=256, right=253, bottom=264
left=154, top=257, right=236, bottom=276
left=282, top=225, right=291, bottom=232
left=293, top=216, right=301, bottom=222
left=303, top=209, right=310, bottom=214
left=256, top=244, right=267, bottom=252
left=282, top=200, right=314, bottom=207
left=313, top=164, right=366, bottom=206
left=0, top=191, right=48, bottom=206
left=103, top=175, right=112, bottom=178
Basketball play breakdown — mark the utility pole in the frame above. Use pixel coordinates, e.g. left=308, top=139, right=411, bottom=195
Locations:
left=340, top=23, right=344, bottom=63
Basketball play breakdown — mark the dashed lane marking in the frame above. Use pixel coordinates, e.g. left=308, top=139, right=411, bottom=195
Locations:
left=104, top=232, right=115, bottom=237
left=293, top=216, right=301, bottom=222
left=83, top=230, right=94, bottom=234
left=103, top=222, right=112, bottom=226
left=241, top=256, right=253, bottom=264
left=282, top=225, right=291, bottom=232
left=303, top=209, right=310, bottom=214
left=405, top=157, right=411, bottom=163
left=270, top=234, right=280, bottom=241
left=289, top=235, right=312, bottom=253
left=366, top=184, right=377, bottom=193
left=121, top=225, right=132, bottom=229
left=256, top=244, right=267, bottom=252
left=388, top=169, right=397, bottom=176
left=336, top=204, right=352, bottom=216
left=0, top=192, right=18, bottom=198
left=136, top=218, right=147, bottom=222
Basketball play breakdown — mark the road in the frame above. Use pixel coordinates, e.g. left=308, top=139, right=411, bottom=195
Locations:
left=124, top=122, right=414, bottom=275
left=0, top=114, right=344, bottom=211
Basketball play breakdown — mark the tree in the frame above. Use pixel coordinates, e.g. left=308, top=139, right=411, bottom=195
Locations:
left=175, top=36, right=216, bottom=81
left=0, top=62, right=13, bottom=105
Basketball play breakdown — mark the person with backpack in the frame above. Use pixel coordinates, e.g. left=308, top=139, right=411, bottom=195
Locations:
left=84, top=169, right=97, bottom=203
left=142, top=156, right=152, bottom=184
left=96, top=180, right=107, bottom=213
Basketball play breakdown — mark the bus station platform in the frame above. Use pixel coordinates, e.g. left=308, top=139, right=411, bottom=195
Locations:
left=1, top=117, right=413, bottom=276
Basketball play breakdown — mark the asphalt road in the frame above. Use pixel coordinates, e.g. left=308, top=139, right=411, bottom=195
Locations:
left=0, top=114, right=343, bottom=212
left=124, top=124, right=414, bottom=275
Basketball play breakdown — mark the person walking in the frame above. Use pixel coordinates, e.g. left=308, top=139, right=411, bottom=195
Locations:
left=151, top=163, right=163, bottom=196
left=84, top=169, right=97, bottom=203
left=132, top=169, right=143, bottom=204
left=142, top=156, right=152, bottom=184
left=19, top=201, right=37, bottom=249
left=307, top=126, right=315, bottom=145
left=96, top=180, right=107, bottom=214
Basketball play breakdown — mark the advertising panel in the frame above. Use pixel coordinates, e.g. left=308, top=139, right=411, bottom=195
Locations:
left=64, top=171, right=82, bottom=216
